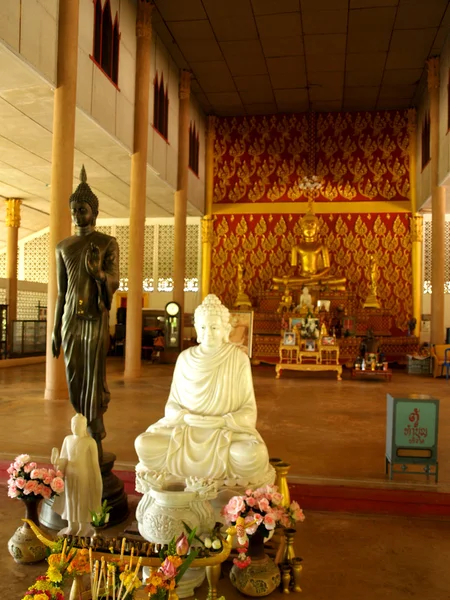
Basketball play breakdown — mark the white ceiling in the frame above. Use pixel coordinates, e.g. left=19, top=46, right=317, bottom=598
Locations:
left=0, top=42, right=202, bottom=252
left=152, top=0, right=450, bottom=115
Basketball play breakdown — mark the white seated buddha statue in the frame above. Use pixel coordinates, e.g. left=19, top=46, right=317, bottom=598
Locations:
left=135, top=294, right=274, bottom=489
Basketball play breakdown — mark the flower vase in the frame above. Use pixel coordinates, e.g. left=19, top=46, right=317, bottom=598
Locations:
left=7, top=497, right=47, bottom=564
left=69, top=574, right=84, bottom=600
left=230, top=529, right=281, bottom=597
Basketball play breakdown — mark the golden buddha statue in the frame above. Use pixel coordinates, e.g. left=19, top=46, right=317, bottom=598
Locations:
left=273, top=209, right=346, bottom=291
left=363, top=254, right=381, bottom=309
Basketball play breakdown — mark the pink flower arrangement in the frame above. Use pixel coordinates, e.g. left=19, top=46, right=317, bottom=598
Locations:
left=7, top=454, right=64, bottom=501
left=222, top=484, right=305, bottom=568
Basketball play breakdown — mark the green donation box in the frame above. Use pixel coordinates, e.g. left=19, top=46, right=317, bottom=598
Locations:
left=385, top=394, right=439, bottom=482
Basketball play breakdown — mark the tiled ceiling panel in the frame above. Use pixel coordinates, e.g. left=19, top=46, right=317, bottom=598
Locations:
left=153, top=0, right=450, bottom=116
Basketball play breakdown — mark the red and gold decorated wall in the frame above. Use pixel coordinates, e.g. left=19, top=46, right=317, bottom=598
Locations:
left=210, top=212, right=412, bottom=332
left=210, top=110, right=413, bottom=332
left=214, top=111, right=411, bottom=205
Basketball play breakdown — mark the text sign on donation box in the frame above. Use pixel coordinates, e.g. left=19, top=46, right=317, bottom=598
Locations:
left=385, top=394, right=439, bottom=482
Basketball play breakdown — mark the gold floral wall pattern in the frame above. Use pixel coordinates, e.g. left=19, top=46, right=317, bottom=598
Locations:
left=210, top=213, right=412, bottom=331
left=213, top=111, right=410, bottom=204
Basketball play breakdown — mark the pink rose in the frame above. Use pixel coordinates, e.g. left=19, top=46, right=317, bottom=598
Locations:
left=258, top=497, right=270, bottom=512
left=56, top=470, right=64, bottom=478
left=271, top=492, right=283, bottom=506
left=40, top=485, right=52, bottom=500
left=223, top=496, right=245, bottom=521
left=23, top=480, right=39, bottom=495
left=7, top=465, right=16, bottom=475
left=15, top=477, right=26, bottom=489
left=246, top=497, right=256, bottom=507
left=15, top=454, right=30, bottom=467
left=244, top=514, right=259, bottom=535
left=50, top=477, right=65, bottom=494
left=263, top=513, right=276, bottom=530
left=8, top=485, right=19, bottom=498
left=160, top=558, right=177, bottom=579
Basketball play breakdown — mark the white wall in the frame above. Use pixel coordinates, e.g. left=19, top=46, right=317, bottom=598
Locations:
left=421, top=213, right=450, bottom=344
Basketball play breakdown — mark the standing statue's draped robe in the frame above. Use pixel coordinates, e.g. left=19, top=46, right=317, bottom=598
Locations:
left=136, top=343, right=272, bottom=485
left=56, top=231, right=119, bottom=442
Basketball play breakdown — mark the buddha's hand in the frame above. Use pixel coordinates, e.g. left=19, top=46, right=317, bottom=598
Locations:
left=184, top=414, right=225, bottom=428
left=52, top=329, right=62, bottom=358
left=85, top=243, right=105, bottom=282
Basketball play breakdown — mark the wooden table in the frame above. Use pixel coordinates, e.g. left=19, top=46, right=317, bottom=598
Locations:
left=276, top=363, right=342, bottom=381
left=351, top=368, right=392, bottom=382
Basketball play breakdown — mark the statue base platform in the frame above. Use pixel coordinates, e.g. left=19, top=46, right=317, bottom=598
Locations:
left=39, top=451, right=128, bottom=531
left=136, top=478, right=217, bottom=544
left=100, top=451, right=129, bottom=526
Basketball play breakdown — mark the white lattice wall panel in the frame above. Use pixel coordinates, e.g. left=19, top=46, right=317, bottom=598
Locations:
left=423, top=221, right=450, bottom=284
left=144, top=225, right=155, bottom=278
left=0, top=288, right=6, bottom=304
left=97, top=226, right=112, bottom=236
left=0, top=253, right=6, bottom=279
left=158, top=225, right=175, bottom=279
left=186, top=224, right=199, bottom=279
left=116, top=226, right=129, bottom=281
left=24, top=233, right=49, bottom=283
left=17, top=290, right=48, bottom=320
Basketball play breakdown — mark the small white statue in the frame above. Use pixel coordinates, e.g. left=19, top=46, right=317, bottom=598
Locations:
left=295, top=286, right=313, bottom=312
left=135, top=294, right=274, bottom=489
left=53, top=413, right=103, bottom=537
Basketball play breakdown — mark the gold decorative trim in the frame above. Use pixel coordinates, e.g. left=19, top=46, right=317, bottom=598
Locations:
left=179, top=70, right=191, bottom=100
left=5, top=198, right=21, bottom=228
left=411, top=214, right=423, bottom=243
left=136, top=0, right=152, bottom=39
left=201, top=216, right=214, bottom=244
left=212, top=201, right=412, bottom=216
left=427, top=57, right=440, bottom=90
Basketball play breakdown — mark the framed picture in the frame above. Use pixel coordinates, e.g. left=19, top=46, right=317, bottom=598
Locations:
left=289, top=317, right=304, bottom=330
left=321, top=335, right=337, bottom=346
left=283, top=331, right=296, bottom=346
left=317, top=299, right=331, bottom=312
left=229, top=310, right=254, bottom=357
left=305, top=339, right=316, bottom=351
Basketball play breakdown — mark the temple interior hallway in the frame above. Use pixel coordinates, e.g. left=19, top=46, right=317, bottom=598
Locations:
left=2, top=494, right=450, bottom=600
left=0, top=358, right=448, bottom=492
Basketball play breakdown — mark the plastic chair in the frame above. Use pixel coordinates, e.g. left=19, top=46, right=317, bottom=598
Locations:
left=442, top=348, right=450, bottom=381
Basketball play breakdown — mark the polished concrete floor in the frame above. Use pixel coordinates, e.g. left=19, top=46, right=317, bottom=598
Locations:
left=0, top=358, right=448, bottom=491
left=2, top=493, right=450, bottom=600
left=2, top=359, right=450, bottom=598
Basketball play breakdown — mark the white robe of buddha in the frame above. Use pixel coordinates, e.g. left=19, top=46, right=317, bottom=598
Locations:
left=135, top=342, right=273, bottom=487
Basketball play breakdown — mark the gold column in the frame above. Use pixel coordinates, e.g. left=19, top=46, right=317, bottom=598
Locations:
left=5, top=199, right=21, bottom=331
left=173, top=70, right=191, bottom=315
left=201, top=115, right=216, bottom=300
left=45, top=0, right=79, bottom=400
left=124, top=0, right=152, bottom=380
left=411, top=214, right=423, bottom=336
left=407, top=109, right=422, bottom=337
left=428, top=57, right=445, bottom=345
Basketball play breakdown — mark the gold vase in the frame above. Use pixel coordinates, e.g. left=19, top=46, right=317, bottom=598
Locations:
left=291, top=558, right=303, bottom=592
left=274, top=462, right=291, bottom=507
left=282, top=528, right=297, bottom=564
